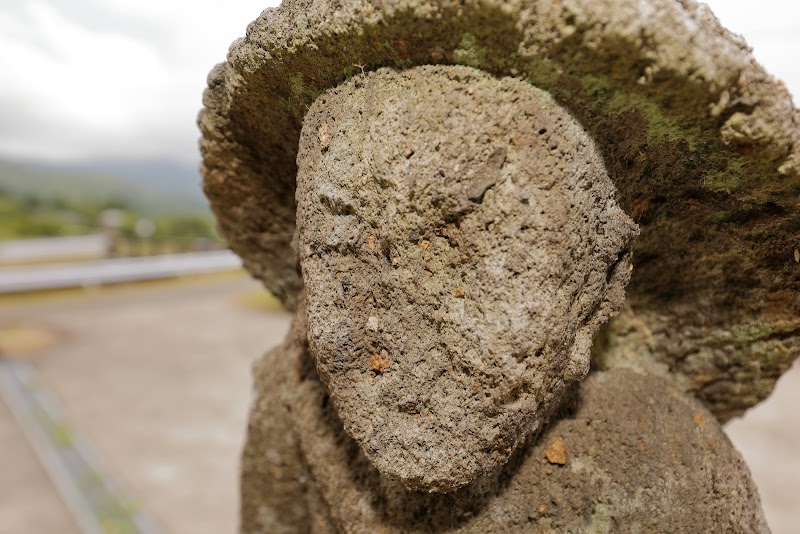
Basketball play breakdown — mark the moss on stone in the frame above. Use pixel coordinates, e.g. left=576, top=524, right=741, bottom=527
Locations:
left=736, top=323, right=779, bottom=344
left=704, top=170, right=743, bottom=194
left=524, top=57, right=563, bottom=92
left=757, top=345, right=792, bottom=371
left=714, top=211, right=733, bottom=224
left=453, top=33, right=490, bottom=68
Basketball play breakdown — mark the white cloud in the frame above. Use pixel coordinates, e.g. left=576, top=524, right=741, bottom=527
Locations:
left=703, top=0, right=800, bottom=101
left=0, top=0, right=796, bottom=165
left=0, top=0, right=275, bottom=164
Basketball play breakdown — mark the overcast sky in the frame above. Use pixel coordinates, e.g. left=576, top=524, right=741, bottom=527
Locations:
left=0, top=0, right=797, bottom=167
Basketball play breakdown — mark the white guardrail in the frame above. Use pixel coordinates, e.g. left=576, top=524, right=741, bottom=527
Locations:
left=0, top=234, right=112, bottom=263
left=0, top=250, right=243, bottom=294
left=0, top=359, right=162, bottom=533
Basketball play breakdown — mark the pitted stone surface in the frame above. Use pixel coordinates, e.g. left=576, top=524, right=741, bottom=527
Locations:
left=240, top=315, right=769, bottom=533
left=200, top=0, right=800, bottom=421
left=296, top=66, right=637, bottom=492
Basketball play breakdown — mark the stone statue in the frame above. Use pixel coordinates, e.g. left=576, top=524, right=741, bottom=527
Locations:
left=198, top=0, right=799, bottom=531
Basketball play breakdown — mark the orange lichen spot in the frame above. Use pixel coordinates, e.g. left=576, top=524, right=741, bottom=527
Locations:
left=439, top=223, right=461, bottom=244
left=369, top=350, right=391, bottom=374
left=454, top=287, right=465, bottom=298
left=692, top=412, right=704, bottom=428
left=692, top=374, right=714, bottom=388
left=545, top=437, right=567, bottom=465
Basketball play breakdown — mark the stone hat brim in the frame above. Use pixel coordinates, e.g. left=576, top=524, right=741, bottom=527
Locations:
left=198, top=0, right=800, bottom=421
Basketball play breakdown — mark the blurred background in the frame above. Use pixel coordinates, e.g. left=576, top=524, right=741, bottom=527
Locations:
left=0, top=1, right=797, bottom=533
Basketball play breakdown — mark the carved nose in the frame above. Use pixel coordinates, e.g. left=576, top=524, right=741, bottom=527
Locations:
left=296, top=65, right=638, bottom=492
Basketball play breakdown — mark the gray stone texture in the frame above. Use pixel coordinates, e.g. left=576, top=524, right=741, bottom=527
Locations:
left=199, top=0, right=800, bottom=421
left=240, top=312, right=769, bottom=533
left=295, top=66, right=637, bottom=492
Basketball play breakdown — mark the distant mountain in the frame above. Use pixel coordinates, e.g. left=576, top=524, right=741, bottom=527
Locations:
left=0, top=158, right=210, bottom=215
left=55, top=159, right=206, bottom=201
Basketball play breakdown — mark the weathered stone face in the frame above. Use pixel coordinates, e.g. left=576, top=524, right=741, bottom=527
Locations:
left=296, top=66, right=637, bottom=492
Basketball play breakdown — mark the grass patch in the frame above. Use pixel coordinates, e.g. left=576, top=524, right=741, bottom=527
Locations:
left=237, top=289, right=283, bottom=312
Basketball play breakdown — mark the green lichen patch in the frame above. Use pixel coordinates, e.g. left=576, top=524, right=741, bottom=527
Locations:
left=578, top=74, right=704, bottom=150
left=754, top=342, right=793, bottom=373
left=453, top=33, right=489, bottom=68
left=714, top=211, right=733, bottom=224
left=704, top=170, right=742, bottom=193
left=736, top=322, right=780, bottom=344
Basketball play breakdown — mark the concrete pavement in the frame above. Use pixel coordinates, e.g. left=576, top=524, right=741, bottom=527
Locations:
left=726, top=359, right=800, bottom=534
left=0, top=274, right=291, bottom=534
left=0, top=398, right=80, bottom=534
left=0, top=274, right=797, bottom=533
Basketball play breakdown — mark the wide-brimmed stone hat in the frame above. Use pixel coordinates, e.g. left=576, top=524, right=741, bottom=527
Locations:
left=199, top=0, right=799, bottom=424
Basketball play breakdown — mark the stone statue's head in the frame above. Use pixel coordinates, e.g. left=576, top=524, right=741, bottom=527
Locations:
left=296, top=66, right=638, bottom=492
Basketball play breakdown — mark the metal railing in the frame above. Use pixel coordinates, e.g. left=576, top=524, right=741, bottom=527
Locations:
left=0, top=250, right=242, bottom=294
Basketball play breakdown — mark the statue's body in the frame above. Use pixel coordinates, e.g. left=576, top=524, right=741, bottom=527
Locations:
left=243, top=312, right=767, bottom=532
left=238, top=66, right=768, bottom=533
left=199, top=1, right=800, bottom=531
